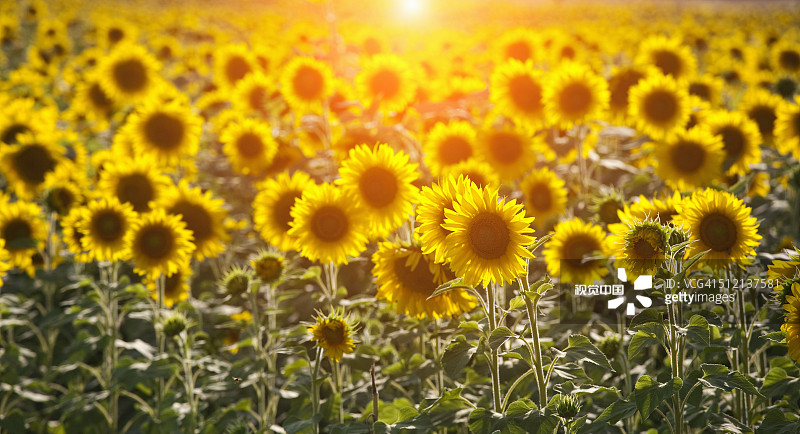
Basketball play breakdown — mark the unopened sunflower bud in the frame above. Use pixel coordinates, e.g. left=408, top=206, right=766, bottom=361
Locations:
left=162, top=312, right=187, bottom=338
left=221, top=266, right=252, bottom=297
left=556, top=394, right=581, bottom=420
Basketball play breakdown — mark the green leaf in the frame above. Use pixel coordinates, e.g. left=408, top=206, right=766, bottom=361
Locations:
left=756, top=409, right=800, bottom=434
left=564, top=334, right=614, bottom=372
left=508, top=296, right=527, bottom=310
left=595, top=400, right=637, bottom=424
left=628, top=308, right=663, bottom=328
left=506, top=399, right=537, bottom=416
left=419, top=388, right=472, bottom=414
left=673, top=249, right=711, bottom=284
left=686, top=315, right=710, bottom=349
left=759, top=331, right=786, bottom=344
left=527, top=233, right=555, bottom=253
left=627, top=330, right=661, bottom=361
left=300, top=266, right=321, bottom=280
left=489, top=327, right=516, bottom=351
left=760, top=367, right=800, bottom=399
left=699, top=364, right=762, bottom=397
left=632, top=375, right=682, bottom=419
left=441, top=335, right=477, bottom=379
left=427, top=277, right=473, bottom=300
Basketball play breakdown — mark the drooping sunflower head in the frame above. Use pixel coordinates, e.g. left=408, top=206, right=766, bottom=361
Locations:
left=288, top=182, right=369, bottom=265
left=145, top=268, right=192, bottom=308
left=544, top=217, right=611, bottom=285
left=477, top=126, right=536, bottom=182
left=416, top=174, right=476, bottom=264
left=253, top=171, right=315, bottom=252
left=336, top=143, right=419, bottom=238
left=158, top=181, right=229, bottom=261
left=443, top=184, right=535, bottom=287
left=0, top=201, right=46, bottom=269
left=423, top=121, right=477, bottom=177
left=703, top=110, right=762, bottom=176
left=673, top=188, right=761, bottom=269
left=610, top=218, right=669, bottom=276
left=98, top=155, right=172, bottom=213
left=78, top=197, right=137, bottom=263
left=251, top=250, right=285, bottom=285
left=125, top=208, right=195, bottom=278
left=372, top=240, right=476, bottom=319
left=490, top=59, right=546, bottom=128
left=441, top=159, right=500, bottom=189
left=280, top=57, right=334, bottom=114
left=220, top=117, right=279, bottom=176
left=307, top=309, right=357, bottom=362
left=653, top=127, right=725, bottom=191
left=636, top=36, right=697, bottom=81
left=124, top=100, right=202, bottom=167
left=543, top=62, right=609, bottom=129
left=356, top=53, right=417, bottom=113
left=520, top=167, right=567, bottom=225
left=97, top=43, right=161, bottom=104
left=628, top=73, right=691, bottom=139
left=0, top=132, right=64, bottom=200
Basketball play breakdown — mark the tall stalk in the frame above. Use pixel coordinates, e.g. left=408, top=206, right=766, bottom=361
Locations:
left=487, top=282, right=502, bottom=412
left=520, top=277, right=547, bottom=408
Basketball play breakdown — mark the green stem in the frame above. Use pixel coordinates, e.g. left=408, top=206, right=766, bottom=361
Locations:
left=433, top=319, right=444, bottom=397
left=332, top=360, right=343, bottom=423
left=735, top=272, right=750, bottom=425
left=520, top=278, right=547, bottom=408
left=487, top=283, right=502, bottom=413
left=105, top=263, right=120, bottom=433
left=667, top=301, right=683, bottom=434
left=181, top=332, right=197, bottom=434
left=249, top=285, right=268, bottom=432
left=155, top=274, right=166, bottom=422
left=311, top=348, right=323, bottom=434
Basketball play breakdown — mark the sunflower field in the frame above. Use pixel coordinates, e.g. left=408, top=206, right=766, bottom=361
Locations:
left=3, top=0, right=800, bottom=432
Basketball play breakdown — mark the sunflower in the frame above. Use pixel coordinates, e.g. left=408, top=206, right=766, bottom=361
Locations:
left=214, top=44, right=256, bottom=90
left=0, top=239, right=10, bottom=287
left=442, top=184, right=535, bottom=287
left=625, top=191, right=684, bottom=224
left=232, top=72, right=275, bottom=117
left=0, top=98, right=55, bottom=146
left=628, top=74, right=691, bottom=139
left=747, top=172, right=771, bottom=198
left=336, top=144, right=419, bottom=238
left=158, top=181, right=229, bottom=261
left=221, top=117, right=278, bottom=176
left=490, top=60, right=546, bottom=128
left=97, top=43, right=161, bottom=104
left=442, top=159, right=500, bottom=189
left=61, top=206, right=91, bottom=263
left=673, top=188, right=761, bottom=269
left=782, top=282, right=800, bottom=364
left=0, top=201, right=46, bottom=269
left=356, top=53, right=417, bottom=113
left=288, top=183, right=369, bottom=265
left=688, top=74, right=724, bottom=107
left=308, top=310, right=357, bottom=362
left=768, top=247, right=800, bottom=282
left=98, top=155, right=172, bottom=213
left=544, top=218, right=612, bottom=285
left=703, top=110, right=762, bottom=176
left=144, top=268, right=191, bottom=308
left=520, top=168, right=567, bottom=225
left=281, top=57, right=334, bottom=114
left=543, top=62, right=609, bottom=129
left=772, top=41, right=800, bottom=76
left=608, top=217, right=669, bottom=276
left=591, top=190, right=626, bottom=226
left=96, top=18, right=138, bottom=50
left=636, top=36, right=697, bottom=82
left=653, top=127, right=725, bottom=191
left=476, top=126, right=536, bottom=182
left=253, top=171, right=315, bottom=252
left=70, top=74, right=116, bottom=128
left=607, top=65, right=652, bottom=124
left=423, top=121, right=477, bottom=177
left=774, top=76, right=798, bottom=100
left=251, top=250, right=285, bottom=285
left=495, top=28, right=541, bottom=64
left=416, top=174, right=476, bottom=264
left=372, top=239, right=476, bottom=319
left=740, top=89, right=785, bottom=146
left=0, top=132, right=64, bottom=200
left=125, top=208, right=194, bottom=278
left=124, top=100, right=202, bottom=167
left=76, top=197, right=136, bottom=263
left=776, top=96, right=800, bottom=160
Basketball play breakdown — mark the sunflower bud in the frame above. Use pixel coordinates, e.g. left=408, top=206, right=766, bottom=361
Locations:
left=251, top=251, right=284, bottom=285
left=162, top=312, right=187, bottom=338
left=598, top=334, right=621, bottom=360
left=556, top=394, right=581, bottom=420
left=221, top=266, right=252, bottom=297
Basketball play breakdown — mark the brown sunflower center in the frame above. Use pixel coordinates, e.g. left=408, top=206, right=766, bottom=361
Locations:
left=774, top=78, right=797, bottom=99
left=699, top=212, right=737, bottom=252
left=108, top=27, right=124, bottom=44
left=670, top=140, right=705, bottom=174
left=359, top=166, right=398, bottom=208
left=311, top=205, right=349, bottom=242
left=508, top=74, right=543, bottom=114
left=136, top=224, right=175, bottom=260
left=562, top=234, right=601, bottom=268
left=598, top=201, right=622, bottom=224
left=467, top=212, right=510, bottom=260
left=46, top=187, right=75, bottom=215
left=169, top=201, right=212, bottom=243
left=225, top=56, right=251, bottom=84
left=145, top=112, right=185, bottom=151
left=779, top=50, right=800, bottom=72
left=1, top=124, right=32, bottom=145
left=248, top=87, right=267, bottom=112
left=632, top=237, right=658, bottom=259
left=321, top=320, right=346, bottom=346
left=116, top=173, right=155, bottom=212
left=652, top=49, right=682, bottom=78
left=92, top=210, right=125, bottom=242
left=113, top=59, right=147, bottom=93
left=369, top=69, right=400, bottom=99
left=488, top=132, right=523, bottom=164
left=747, top=106, right=776, bottom=138
left=393, top=254, right=438, bottom=295
left=792, top=112, right=800, bottom=137
left=717, top=125, right=745, bottom=164
left=236, top=133, right=264, bottom=158
left=688, top=82, right=711, bottom=101
left=12, top=144, right=56, bottom=185
left=254, top=256, right=282, bottom=283
left=274, top=191, right=302, bottom=231
left=609, top=70, right=645, bottom=111
left=558, top=82, right=593, bottom=117
left=464, top=171, right=487, bottom=187
left=438, top=136, right=472, bottom=165
left=505, top=41, right=531, bottom=62
left=89, top=83, right=113, bottom=110
left=528, top=182, right=553, bottom=211
left=293, top=65, right=324, bottom=100
left=643, top=89, right=678, bottom=124
left=2, top=218, right=33, bottom=251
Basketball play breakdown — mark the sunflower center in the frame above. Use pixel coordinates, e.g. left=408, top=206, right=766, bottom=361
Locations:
left=718, top=125, right=745, bottom=164
left=116, top=173, right=155, bottom=212
left=438, top=136, right=472, bottom=165
left=562, top=234, right=601, bottom=266
left=508, top=75, right=543, bottom=113
left=779, top=50, right=800, bottom=72
left=145, top=112, right=185, bottom=151
left=2, top=124, right=32, bottom=145
left=169, top=201, right=212, bottom=243
left=688, top=83, right=711, bottom=101
left=92, top=210, right=125, bottom=242
left=699, top=212, right=737, bottom=252
left=609, top=70, right=644, bottom=111
left=137, top=225, right=174, bottom=260
left=163, top=272, right=183, bottom=300
left=369, top=69, right=400, bottom=99
left=293, top=65, right=325, bottom=100
left=393, top=254, right=438, bottom=295
left=670, top=140, right=705, bottom=174
left=652, top=49, right=682, bottom=77
left=488, top=132, right=523, bottom=164
left=311, top=205, right=349, bottom=242
left=748, top=106, right=776, bottom=138
left=558, top=82, right=593, bottom=117
left=274, top=191, right=302, bottom=231
left=254, top=256, right=282, bottom=283
left=464, top=171, right=486, bottom=187
left=113, top=59, right=147, bottom=92
left=505, top=41, right=531, bottom=61
left=632, top=237, right=658, bottom=259
left=560, top=46, right=576, bottom=60
left=467, top=212, right=510, bottom=260
left=46, top=187, right=75, bottom=214
left=2, top=219, right=33, bottom=251
left=792, top=112, right=800, bottom=137
left=248, top=87, right=266, bottom=112
left=225, top=56, right=251, bottom=84
left=12, top=144, right=56, bottom=185
left=643, top=89, right=678, bottom=123
left=598, top=201, right=622, bottom=224
left=774, top=78, right=797, bottom=99
left=108, top=27, right=124, bottom=44
left=359, top=166, right=398, bottom=208
left=321, top=321, right=346, bottom=346
left=528, top=182, right=553, bottom=211
left=236, top=133, right=264, bottom=158
left=89, top=83, right=113, bottom=110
